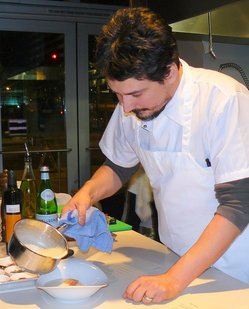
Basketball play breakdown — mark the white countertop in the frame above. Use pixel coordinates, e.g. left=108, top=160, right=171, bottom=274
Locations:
left=1, top=230, right=249, bottom=308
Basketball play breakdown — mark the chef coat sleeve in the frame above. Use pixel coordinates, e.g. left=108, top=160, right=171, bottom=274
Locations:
left=215, top=177, right=249, bottom=231
left=209, top=91, right=249, bottom=184
left=103, top=158, right=140, bottom=184
left=99, top=104, right=140, bottom=168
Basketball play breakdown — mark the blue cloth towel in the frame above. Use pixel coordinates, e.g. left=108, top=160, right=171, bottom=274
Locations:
left=58, top=207, right=113, bottom=253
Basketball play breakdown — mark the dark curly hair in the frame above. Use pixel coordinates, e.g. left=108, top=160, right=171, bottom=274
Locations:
left=95, top=7, right=180, bottom=82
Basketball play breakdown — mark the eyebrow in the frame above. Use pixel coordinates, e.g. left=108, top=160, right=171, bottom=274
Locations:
left=108, top=85, right=146, bottom=96
left=125, top=89, right=144, bottom=95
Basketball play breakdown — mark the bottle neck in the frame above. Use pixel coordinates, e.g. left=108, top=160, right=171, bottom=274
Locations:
left=22, top=155, right=35, bottom=180
left=8, top=170, right=17, bottom=189
left=40, top=171, right=50, bottom=180
left=22, top=162, right=35, bottom=180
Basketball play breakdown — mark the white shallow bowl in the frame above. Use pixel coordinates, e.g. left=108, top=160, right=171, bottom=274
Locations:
left=36, top=257, right=108, bottom=303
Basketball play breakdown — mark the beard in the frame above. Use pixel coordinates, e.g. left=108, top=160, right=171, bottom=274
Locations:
left=132, top=102, right=167, bottom=121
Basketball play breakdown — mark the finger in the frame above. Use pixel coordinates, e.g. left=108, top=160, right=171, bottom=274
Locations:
left=61, top=203, right=74, bottom=215
left=78, top=209, right=86, bottom=225
left=142, top=294, right=154, bottom=304
left=124, top=280, right=142, bottom=299
left=124, top=280, right=148, bottom=302
left=132, top=288, right=148, bottom=302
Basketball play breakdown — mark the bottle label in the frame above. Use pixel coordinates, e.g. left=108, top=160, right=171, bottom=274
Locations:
left=41, top=172, right=49, bottom=180
left=41, top=189, right=55, bottom=202
left=35, top=213, right=58, bottom=226
left=6, top=204, right=21, bottom=214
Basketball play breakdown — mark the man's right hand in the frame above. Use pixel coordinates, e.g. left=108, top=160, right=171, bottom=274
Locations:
left=61, top=187, right=92, bottom=225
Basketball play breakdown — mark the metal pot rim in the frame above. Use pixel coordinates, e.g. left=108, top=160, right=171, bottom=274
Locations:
left=13, top=219, right=69, bottom=258
left=8, top=218, right=69, bottom=274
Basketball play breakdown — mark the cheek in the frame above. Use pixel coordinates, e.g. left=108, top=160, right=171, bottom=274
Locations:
left=148, top=91, right=167, bottom=109
left=132, top=98, right=148, bottom=109
left=142, top=94, right=157, bottom=108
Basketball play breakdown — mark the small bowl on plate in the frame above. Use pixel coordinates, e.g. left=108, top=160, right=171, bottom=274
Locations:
left=36, top=257, right=108, bottom=303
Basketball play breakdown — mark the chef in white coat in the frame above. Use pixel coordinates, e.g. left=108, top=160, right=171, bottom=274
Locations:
left=63, top=7, right=249, bottom=304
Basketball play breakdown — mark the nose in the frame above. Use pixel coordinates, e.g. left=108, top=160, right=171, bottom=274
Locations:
left=121, top=95, right=135, bottom=113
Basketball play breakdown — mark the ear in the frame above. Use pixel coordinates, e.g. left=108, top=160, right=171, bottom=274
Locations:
left=164, top=63, right=180, bottom=85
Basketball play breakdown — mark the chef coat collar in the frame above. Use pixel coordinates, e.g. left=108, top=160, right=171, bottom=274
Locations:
left=139, top=59, right=191, bottom=130
left=161, top=59, right=191, bottom=126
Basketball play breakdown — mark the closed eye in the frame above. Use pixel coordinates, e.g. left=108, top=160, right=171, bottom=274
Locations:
left=132, top=92, right=142, bottom=98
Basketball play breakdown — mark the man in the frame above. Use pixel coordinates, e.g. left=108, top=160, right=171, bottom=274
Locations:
left=63, top=7, right=249, bottom=304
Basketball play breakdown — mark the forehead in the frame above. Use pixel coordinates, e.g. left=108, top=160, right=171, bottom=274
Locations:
left=107, top=78, right=155, bottom=94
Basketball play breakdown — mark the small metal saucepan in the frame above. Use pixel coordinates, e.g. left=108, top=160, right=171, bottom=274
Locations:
left=8, top=219, right=70, bottom=274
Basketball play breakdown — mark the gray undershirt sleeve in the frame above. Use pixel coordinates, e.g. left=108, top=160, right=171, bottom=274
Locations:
left=215, top=177, right=249, bottom=231
left=103, top=158, right=140, bottom=184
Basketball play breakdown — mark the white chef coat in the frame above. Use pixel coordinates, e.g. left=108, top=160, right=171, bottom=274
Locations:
left=99, top=59, right=249, bottom=283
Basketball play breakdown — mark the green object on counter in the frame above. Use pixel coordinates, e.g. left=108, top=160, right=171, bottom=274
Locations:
left=109, top=220, right=132, bottom=232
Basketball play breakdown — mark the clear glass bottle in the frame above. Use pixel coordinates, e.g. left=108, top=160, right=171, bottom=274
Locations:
left=3, top=170, right=22, bottom=247
left=20, top=155, right=37, bottom=219
left=36, top=166, right=58, bottom=226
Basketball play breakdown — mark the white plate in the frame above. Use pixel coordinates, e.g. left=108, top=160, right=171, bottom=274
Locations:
left=0, top=277, right=37, bottom=292
left=36, top=257, right=108, bottom=303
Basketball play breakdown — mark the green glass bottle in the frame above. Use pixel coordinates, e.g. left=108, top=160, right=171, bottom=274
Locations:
left=36, top=166, right=58, bottom=227
left=20, top=155, right=37, bottom=219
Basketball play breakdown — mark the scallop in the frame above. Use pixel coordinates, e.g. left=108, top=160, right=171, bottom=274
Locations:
left=0, top=274, right=11, bottom=283
left=10, top=272, right=37, bottom=281
left=0, top=256, right=13, bottom=267
left=4, top=265, right=22, bottom=275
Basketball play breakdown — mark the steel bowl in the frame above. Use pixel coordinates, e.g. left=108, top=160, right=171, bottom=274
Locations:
left=8, top=219, right=69, bottom=274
